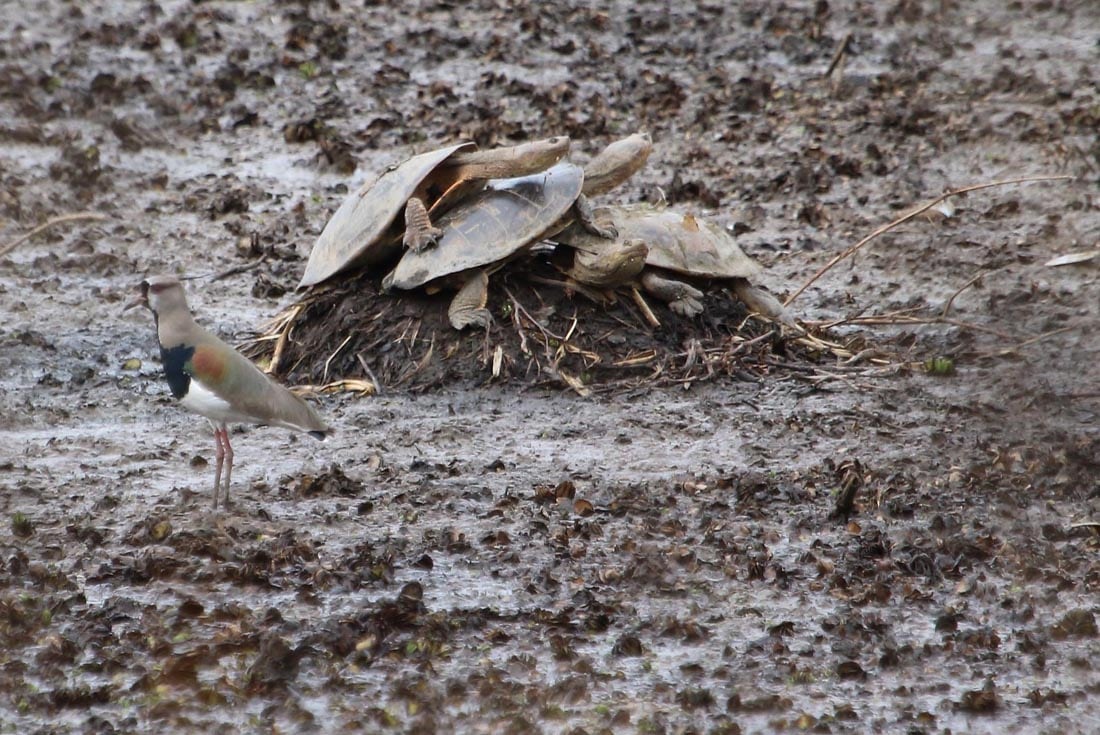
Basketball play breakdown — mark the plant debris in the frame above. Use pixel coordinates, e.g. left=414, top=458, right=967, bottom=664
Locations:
left=249, top=256, right=852, bottom=393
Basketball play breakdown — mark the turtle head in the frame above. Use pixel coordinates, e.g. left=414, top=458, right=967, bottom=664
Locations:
left=581, top=134, right=654, bottom=197
left=572, top=238, right=649, bottom=287
left=611, top=238, right=649, bottom=278
left=521, top=136, right=571, bottom=171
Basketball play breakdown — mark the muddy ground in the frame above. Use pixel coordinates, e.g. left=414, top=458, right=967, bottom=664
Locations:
left=2, top=1, right=1100, bottom=733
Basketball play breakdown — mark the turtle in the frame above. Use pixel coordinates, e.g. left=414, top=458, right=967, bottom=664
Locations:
left=382, top=162, right=586, bottom=330
left=381, top=133, right=654, bottom=330
left=554, top=204, right=792, bottom=324
left=297, top=136, right=571, bottom=288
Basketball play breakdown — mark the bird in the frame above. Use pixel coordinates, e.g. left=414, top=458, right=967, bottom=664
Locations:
left=125, top=275, right=331, bottom=508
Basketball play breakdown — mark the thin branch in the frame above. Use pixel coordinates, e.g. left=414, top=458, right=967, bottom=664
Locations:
left=822, top=312, right=1017, bottom=340
left=785, top=174, right=1075, bottom=306
left=803, top=305, right=925, bottom=330
left=211, top=254, right=268, bottom=282
left=356, top=352, right=382, bottom=395
left=322, top=333, right=354, bottom=383
left=823, top=32, right=852, bottom=79
left=503, top=288, right=564, bottom=343
left=973, top=325, right=1077, bottom=359
left=394, top=337, right=434, bottom=387
left=630, top=287, right=660, bottom=328
left=267, top=303, right=302, bottom=375
left=0, top=212, right=108, bottom=258
left=942, top=267, right=997, bottom=319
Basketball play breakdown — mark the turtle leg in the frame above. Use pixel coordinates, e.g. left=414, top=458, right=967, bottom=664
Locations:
left=403, top=197, right=443, bottom=253
left=640, top=271, right=705, bottom=317
left=448, top=270, right=493, bottom=330
left=730, top=279, right=795, bottom=325
left=573, top=194, right=618, bottom=240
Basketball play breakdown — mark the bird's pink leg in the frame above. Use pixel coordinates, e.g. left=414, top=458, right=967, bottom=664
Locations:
left=222, top=427, right=234, bottom=508
left=212, top=426, right=225, bottom=509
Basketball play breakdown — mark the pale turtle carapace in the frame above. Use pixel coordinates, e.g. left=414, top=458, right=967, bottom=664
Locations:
left=555, top=204, right=792, bottom=323
left=381, top=133, right=655, bottom=330
left=298, top=136, right=571, bottom=288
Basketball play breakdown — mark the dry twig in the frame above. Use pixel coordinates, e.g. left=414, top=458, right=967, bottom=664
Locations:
left=785, top=174, right=1075, bottom=306
left=942, top=268, right=997, bottom=319
left=268, top=304, right=302, bottom=375
left=356, top=352, right=382, bottom=395
left=504, top=288, right=564, bottom=344
left=322, top=334, right=354, bottom=383
left=630, top=287, right=660, bottom=328
left=973, top=326, right=1076, bottom=359
left=0, top=212, right=108, bottom=258
left=395, top=338, right=434, bottom=387
left=211, top=255, right=268, bottom=282
left=823, top=32, right=852, bottom=79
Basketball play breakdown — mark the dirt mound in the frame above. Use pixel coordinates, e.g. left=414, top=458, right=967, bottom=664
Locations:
left=253, top=254, right=831, bottom=393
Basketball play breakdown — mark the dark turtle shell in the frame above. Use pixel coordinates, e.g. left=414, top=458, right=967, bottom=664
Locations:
left=386, top=162, right=585, bottom=290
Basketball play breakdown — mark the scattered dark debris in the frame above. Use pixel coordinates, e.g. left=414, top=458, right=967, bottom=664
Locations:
left=2, top=0, right=1096, bottom=732
left=251, top=272, right=287, bottom=299
left=612, top=634, right=644, bottom=657
left=206, top=187, right=250, bottom=217
left=48, top=141, right=105, bottom=192
left=830, top=458, right=865, bottom=521
left=727, top=691, right=792, bottom=713
left=10, top=512, right=33, bottom=538
left=244, top=634, right=310, bottom=694
left=290, top=465, right=365, bottom=499
left=1051, top=609, right=1098, bottom=640
left=956, top=679, right=1000, bottom=713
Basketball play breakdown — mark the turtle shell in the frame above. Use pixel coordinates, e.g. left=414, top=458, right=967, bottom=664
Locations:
left=298, top=142, right=476, bottom=288
left=386, top=162, right=584, bottom=290
left=584, top=205, right=762, bottom=279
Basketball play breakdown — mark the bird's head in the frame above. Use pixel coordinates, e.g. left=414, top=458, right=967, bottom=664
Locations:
left=124, top=275, right=190, bottom=318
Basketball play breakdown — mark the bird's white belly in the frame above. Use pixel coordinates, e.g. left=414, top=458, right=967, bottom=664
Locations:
left=179, top=380, right=251, bottom=425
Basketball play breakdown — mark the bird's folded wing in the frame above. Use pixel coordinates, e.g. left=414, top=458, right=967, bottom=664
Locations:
left=188, top=342, right=329, bottom=433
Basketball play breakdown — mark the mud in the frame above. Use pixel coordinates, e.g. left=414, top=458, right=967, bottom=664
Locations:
left=2, top=1, right=1099, bottom=733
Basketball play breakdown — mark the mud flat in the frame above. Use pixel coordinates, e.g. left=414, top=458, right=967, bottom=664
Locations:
left=1, top=1, right=1098, bottom=732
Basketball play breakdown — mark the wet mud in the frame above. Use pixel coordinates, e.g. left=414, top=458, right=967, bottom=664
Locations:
left=2, top=1, right=1099, bottom=733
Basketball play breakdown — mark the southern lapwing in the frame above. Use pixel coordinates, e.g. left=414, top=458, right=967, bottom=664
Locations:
left=125, top=275, right=331, bottom=508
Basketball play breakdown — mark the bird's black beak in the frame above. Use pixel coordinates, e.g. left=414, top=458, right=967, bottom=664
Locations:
left=123, top=281, right=149, bottom=313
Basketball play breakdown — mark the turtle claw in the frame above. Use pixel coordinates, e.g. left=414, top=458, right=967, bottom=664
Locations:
left=448, top=270, right=493, bottom=331
left=669, top=283, right=705, bottom=317
left=574, top=193, right=618, bottom=240
left=588, top=222, right=618, bottom=240
left=640, top=271, right=704, bottom=317
left=403, top=225, right=443, bottom=253
left=450, top=308, right=493, bottom=331
left=403, top=197, right=442, bottom=252
left=669, top=296, right=704, bottom=318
